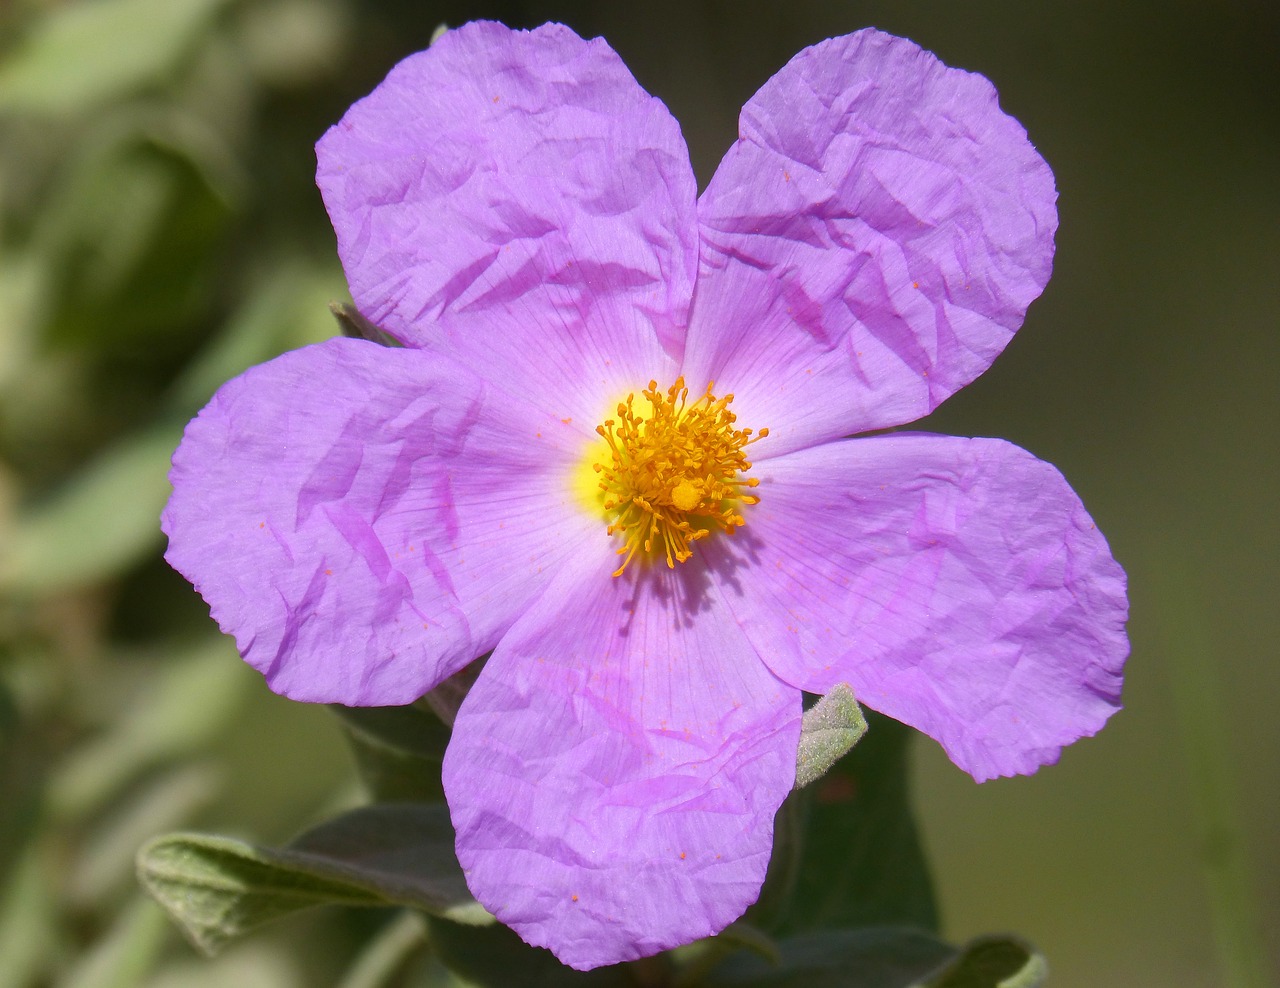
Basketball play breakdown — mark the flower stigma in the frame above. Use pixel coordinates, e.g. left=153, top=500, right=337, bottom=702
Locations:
left=586, top=377, right=767, bottom=577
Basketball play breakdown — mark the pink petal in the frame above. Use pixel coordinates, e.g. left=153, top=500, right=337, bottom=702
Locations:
left=709, top=434, right=1127, bottom=781
left=684, top=29, right=1057, bottom=456
left=162, top=339, right=594, bottom=705
left=316, top=21, right=698, bottom=424
left=443, top=550, right=801, bottom=970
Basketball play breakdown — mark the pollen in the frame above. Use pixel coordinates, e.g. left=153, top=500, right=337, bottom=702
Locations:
left=589, top=377, right=767, bottom=577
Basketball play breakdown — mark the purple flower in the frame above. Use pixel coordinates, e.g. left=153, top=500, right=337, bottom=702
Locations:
left=162, top=21, right=1128, bottom=970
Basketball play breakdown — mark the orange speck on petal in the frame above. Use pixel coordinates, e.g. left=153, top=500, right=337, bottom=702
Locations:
left=571, top=894, right=578, bottom=902
left=325, top=569, right=332, bottom=576
left=679, top=852, right=686, bottom=860
left=912, top=281, right=919, bottom=288
left=561, top=417, right=572, bottom=424
left=258, top=522, right=265, bottom=528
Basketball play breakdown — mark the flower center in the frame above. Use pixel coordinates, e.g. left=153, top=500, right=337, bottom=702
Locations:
left=590, top=377, right=767, bottom=577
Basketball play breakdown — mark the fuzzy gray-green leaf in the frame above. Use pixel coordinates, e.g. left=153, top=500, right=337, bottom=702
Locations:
left=914, top=935, right=1048, bottom=988
left=794, top=684, right=867, bottom=789
left=137, top=803, right=486, bottom=954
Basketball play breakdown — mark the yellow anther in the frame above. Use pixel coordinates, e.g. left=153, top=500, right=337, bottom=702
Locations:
left=589, top=377, right=766, bottom=576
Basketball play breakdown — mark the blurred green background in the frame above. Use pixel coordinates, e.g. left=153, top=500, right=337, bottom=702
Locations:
left=1, top=0, right=1275, bottom=985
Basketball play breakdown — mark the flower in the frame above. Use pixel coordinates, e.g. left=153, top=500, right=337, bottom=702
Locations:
left=162, top=21, right=1129, bottom=971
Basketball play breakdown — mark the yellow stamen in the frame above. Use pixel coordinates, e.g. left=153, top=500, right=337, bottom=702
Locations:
left=585, top=377, right=767, bottom=577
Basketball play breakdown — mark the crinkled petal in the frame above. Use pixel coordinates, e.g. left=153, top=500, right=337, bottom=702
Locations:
left=684, top=29, right=1057, bottom=456
left=317, top=21, right=698, bottom=422
left=162, top=338, right=595, bottom=705
left=709, top=434, right=1127, bottom=781
left=443, top=550, right=801, bottom=970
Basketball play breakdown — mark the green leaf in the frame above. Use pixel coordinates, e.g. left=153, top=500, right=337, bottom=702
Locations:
left=672, top=921, right=782, bottom=987
left=702, top=927, right=955, bottom=987
left=337, top=911, right=430, bottom=988
left=915, top=936, right=1047, bottom=988
left=0, top=0, right=230, bottom=116
left=0, top=251, right=44, bottom=397
left=702, top=929, right=1046, bottom=988
left=713, top=922, right=783, bottom=965
left=39, top=137, right=233, bottom=351
left=166, top=262, right=346, bottom=415
left=68, top=764, right=219, bottom=909
left=137, top=803, right=488, bottom=955
left=424, top=916, right=634, bottom=988
left=753, top=711, right=938, bottom=935
left=59, top=897, right=170, bottom=988
left=48, top=642, right=247, bottom=821
left=330, top=300, right=404, bottom=348
left=794, top=684, right=867, bottom=789
left=0, top=842, right=59, bottom=988
left=328, top=662, right=482, bottom=802
left=0, top=422, right=179, bottom=594
left=328, top=703, right=450, bottom=804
